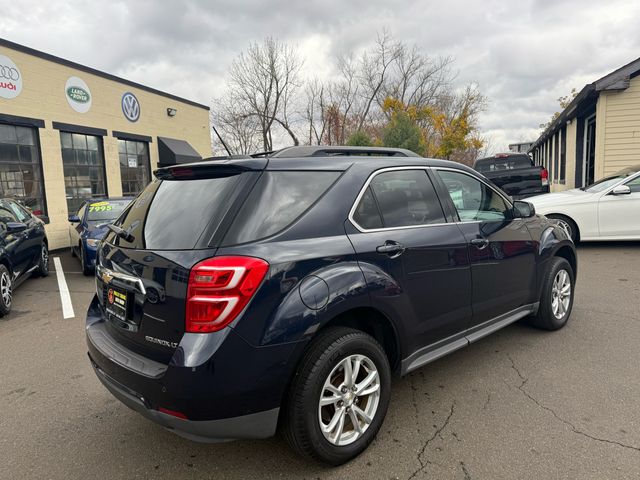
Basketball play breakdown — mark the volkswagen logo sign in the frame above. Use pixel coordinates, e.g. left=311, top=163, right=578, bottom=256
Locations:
left=121, top=92, right=140, bottom=122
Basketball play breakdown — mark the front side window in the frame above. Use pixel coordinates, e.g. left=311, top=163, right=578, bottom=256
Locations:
left=118, top=139, right=151, bottom=196
left=353, top=169, right=445, bottom=230
left=437, top=170, right=510, bottom=222
left=60, top=132, right=107, bottom=213
left=6, top=200, right=29, bottom=222
left=0, top=124, right=47, bottom=217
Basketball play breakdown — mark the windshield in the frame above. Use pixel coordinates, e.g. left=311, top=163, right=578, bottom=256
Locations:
left=584, top=167, right=640, bottom=193
left=86, top=200, right=131, bottom=222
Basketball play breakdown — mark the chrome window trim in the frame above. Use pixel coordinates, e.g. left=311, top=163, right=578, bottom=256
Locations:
left=348, top=166, right=452, bottom=233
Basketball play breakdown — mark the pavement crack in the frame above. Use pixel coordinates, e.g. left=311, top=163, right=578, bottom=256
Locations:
left=407, top=402, right=455, bottom=480
left=460, top=461, right=472, bottom=479
left=507, top=354, right=640, bottom=454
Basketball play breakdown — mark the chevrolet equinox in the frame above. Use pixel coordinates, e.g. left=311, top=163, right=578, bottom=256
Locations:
left=86, top=146, right=577, bottom=465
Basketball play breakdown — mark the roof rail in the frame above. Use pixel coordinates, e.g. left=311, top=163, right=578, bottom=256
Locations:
left=271, top=146, right=421, bottom=158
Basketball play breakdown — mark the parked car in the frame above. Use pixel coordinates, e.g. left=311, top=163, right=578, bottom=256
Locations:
left=474, top=153, right=549, bottom=199
left=527, top=165, right=640, bottom=242
left=0, top=198, right=48, bottom=316
left=86, top=146, right=576, bottom=465
left=68, top=198, right=131, bottom=275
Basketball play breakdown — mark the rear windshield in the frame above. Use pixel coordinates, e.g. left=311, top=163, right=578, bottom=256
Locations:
left=114, top=174, right=244, bottom=250
left=86, top=200, right=130, bottom=222
left=222, top=171, right=340, bottom=245
left=475, top=155, right=532, bottom=173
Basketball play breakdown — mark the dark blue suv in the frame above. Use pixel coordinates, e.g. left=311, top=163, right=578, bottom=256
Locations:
left=86, top=146, right=577, bottom=464
left=0, top=198, right=48, bottom=316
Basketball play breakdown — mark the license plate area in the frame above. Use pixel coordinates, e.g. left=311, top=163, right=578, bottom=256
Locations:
left=104, top=285, right=137, bottom=331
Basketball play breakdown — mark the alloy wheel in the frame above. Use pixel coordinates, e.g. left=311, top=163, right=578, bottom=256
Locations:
left=318, top=354, right=381, bottom=446
left=1, top=271, right=12, bottom=308
left=551, top=269, right=571, bottom=319
left=557, top=220, right=572, bottom=240
left=41, top=244, right=48, bottom=270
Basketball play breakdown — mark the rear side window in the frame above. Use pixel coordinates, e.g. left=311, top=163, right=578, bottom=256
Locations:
left=222, top=171, right=340, bottom=245
left=115, top=174, right=244, bottom=249
left=475, top=155, right=532, bottom=173
left=352, top=169, right=445, bottom=229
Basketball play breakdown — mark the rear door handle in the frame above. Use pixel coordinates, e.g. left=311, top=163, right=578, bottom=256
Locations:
left=471, top=238, right=490, bottom=250
left=376, top=241, right=405, bottom=257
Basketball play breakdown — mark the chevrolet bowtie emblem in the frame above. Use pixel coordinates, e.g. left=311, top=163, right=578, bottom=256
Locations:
left=101, top=271, right=113, bottom=283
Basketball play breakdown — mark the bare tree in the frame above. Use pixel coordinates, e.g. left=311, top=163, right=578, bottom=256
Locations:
left=227, top=38, right=302, bottom=151
left=210, top=97, right=262, bottom=155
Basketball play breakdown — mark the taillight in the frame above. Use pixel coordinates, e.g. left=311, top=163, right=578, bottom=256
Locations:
left=541, top=168, right=549, bottom=186
left=185, top=256, right=269, bottom=333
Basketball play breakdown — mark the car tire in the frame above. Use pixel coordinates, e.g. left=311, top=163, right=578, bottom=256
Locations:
left=529, top=257, right=575, bottom=331
left=282, top=327, right=391, bottom=465
left=547, top=214, right=579, bottom=243
left=70, top=244, right=76, bottom=258
left=0, top=264, right=12, bottom=317
left=35, top=242, right=49, bottom=277
left=80, top=244, right=92, bottom=276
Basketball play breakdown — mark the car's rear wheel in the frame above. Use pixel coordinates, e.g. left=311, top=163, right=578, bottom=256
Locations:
left=282, top=327, right=391, bottom=465
left=530, top=257, right=574, bottom=330
left=547, top=214, right=578, bottom=243
left=0, top=264, right=12, bottom=317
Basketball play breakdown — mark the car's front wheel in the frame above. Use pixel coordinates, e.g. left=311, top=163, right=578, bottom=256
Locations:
left=0, top=264, right=12, bottom=317
left=547, top=214, right=578, bottom=243
left=80, top=244, right=92, bottom=276
left=530, top=257, right=575, bottom=330
left=282, top=327, right=391, bottom=465
left=35, top=242, right=49, bottom=277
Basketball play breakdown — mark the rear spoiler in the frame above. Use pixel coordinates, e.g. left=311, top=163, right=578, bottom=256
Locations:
left=154, top=158, right=267, bottom=180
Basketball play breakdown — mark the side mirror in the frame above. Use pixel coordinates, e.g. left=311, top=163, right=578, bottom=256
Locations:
left=611, top=185, right=631, bottom=195
left=512, top=200, right=536, bottom=218
left=6, top=222, right=27, bottom=234
left=68, top=214, right=81, bottom=223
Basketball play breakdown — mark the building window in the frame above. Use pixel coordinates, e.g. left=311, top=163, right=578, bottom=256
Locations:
left=0, top=124, right=47, bottom=217
left=118, top=139, right=151, bottom=196
left=560, top=127, right=566, bottom=183
left=60, top=132, right=107, bottom=213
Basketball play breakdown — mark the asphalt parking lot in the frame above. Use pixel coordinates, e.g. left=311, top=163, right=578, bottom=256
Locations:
left=2, top=244, right=639, bottom=480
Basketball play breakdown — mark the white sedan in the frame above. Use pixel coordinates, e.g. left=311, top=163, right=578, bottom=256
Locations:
left=527, top=165, right=640, bottom=242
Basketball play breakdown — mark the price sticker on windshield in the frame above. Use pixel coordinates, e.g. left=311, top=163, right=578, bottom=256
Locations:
left=89, top=201, right=113, bottom=213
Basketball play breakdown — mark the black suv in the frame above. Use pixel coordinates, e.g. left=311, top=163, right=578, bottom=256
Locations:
left=87, top=146, right=576, bottom=464
left=0, top=198, right=48, bottom=316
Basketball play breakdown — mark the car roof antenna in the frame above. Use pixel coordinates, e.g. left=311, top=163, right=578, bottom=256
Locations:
left=211, top=123, right=232, bottom=157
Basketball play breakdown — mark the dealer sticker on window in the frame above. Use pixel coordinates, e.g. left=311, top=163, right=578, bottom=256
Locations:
left=89, top=201, right=113, bottom=213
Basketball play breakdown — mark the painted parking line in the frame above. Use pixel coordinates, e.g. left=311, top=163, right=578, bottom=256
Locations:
left=53, top=257, right=75, bottom=319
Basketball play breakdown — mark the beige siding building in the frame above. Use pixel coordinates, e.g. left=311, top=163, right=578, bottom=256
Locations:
left=0, top=38, right=212, bottom=249
left=530, top=58, right=640, bottom=191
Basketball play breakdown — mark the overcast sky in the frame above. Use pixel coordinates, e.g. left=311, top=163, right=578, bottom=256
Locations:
left=3, top=0, right=640, bottom=151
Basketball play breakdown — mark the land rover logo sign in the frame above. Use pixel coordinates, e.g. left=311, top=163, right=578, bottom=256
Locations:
left=121, top=92, right=140, bottom=122
left=65, top=76, right=92, bottom=113
left=0, top=54, right=22, bottom=99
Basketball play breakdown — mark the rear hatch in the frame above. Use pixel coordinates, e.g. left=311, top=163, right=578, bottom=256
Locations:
left=96, top=160, right=264, bottom=363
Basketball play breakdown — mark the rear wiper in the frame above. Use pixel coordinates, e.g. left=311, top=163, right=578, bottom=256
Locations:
left=106, top=224, right=135, bottom=243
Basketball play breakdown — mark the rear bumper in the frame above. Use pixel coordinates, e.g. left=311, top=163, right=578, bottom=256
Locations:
left=91, top=359, right=279, bottom=442
left=85, top=295, right=299, bottom=442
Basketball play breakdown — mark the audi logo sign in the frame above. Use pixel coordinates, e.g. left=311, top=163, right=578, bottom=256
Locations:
left=121, top=92, right=140, bottom=122
left=0, top=54, right=22, bottom=99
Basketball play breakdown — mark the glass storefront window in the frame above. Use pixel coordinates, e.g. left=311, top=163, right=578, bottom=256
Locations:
left=0, top=124, right=47, bottom=217
left=118, top=139, right=151, bottom=196
left=60, top=131, right=107, bottom=213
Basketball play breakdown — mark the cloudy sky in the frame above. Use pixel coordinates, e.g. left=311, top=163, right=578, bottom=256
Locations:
left=3, top=0, right=640, bottom=151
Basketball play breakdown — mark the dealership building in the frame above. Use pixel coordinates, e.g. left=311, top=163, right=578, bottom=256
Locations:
left=0, top=38, right=212, bottom=249
left=530, top=57, right=640, bottom=192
